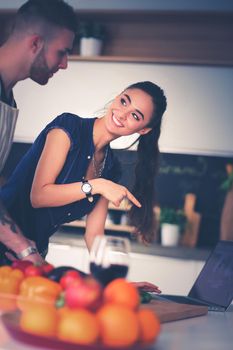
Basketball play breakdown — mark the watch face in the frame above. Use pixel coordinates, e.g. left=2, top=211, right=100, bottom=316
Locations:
left=82, top=182, right=92, bottom=194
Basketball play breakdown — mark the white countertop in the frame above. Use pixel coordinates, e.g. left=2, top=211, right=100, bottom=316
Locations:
left=0, top=306, right=232, bottom=350
left=51, top=230, right=211, bottom=261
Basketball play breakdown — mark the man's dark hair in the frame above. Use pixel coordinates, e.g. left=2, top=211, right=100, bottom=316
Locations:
left=12, top=0, right=77, bottom=36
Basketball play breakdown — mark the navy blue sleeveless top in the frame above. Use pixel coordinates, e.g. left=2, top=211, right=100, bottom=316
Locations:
left=0, top=113, right=120, bottom=253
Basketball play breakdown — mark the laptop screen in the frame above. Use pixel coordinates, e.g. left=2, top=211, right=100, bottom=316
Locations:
left=189, top=241, right=233, bottom=308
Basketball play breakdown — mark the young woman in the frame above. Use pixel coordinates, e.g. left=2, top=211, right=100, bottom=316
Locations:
left=0, top=81, right=167, bottom=263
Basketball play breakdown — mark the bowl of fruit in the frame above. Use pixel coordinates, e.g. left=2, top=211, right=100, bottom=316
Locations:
left=0, top=261, right=160, bottom=349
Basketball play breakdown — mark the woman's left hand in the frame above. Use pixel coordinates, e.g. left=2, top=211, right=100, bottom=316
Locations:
left=131, top=281, right=161, bottom=294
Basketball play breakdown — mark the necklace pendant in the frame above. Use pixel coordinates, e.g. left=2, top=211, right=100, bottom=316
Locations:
left=92, top=147, right=108, bottom=178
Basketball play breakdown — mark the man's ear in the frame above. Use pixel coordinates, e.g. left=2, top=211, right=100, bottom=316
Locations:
left=138, top=127, right=152, bottom=136
left=29, top=34, right=44, bottom=54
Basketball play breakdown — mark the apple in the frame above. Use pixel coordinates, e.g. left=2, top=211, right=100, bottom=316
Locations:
left=65, top=277, right=102, bottom=310
left=60, top=270, right=82, bottom=289
left=46, top=266, right=87, bottom=282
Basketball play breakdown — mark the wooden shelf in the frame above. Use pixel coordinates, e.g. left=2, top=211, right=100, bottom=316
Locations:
left=108, top=199, right=130, bottom=211
left=1, top=9, right=232, bottom=66
left=71, top=10, right=233, bottom=66
left=62, top=200, right=132, bottom=233
left=69, top=54, right=232, bottom=67
left=63, top=220, right=133, bottom=233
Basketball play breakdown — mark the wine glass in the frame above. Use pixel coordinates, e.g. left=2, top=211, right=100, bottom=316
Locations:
left=89, top=235, right=130, bottom=286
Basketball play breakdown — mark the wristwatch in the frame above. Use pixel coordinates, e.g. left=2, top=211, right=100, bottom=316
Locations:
left=81, top=179, right=93, bottom=202
left=17, top=246, right=38, bottom=259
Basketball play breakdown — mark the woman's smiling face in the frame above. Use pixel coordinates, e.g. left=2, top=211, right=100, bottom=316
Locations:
left=105, top=88, right=154, bottom=137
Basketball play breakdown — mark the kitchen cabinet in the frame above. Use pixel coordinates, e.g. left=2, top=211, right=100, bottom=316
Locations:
left=0, top=10, right=232, bottom=66
left=47, top=237, right=206, bottom=294
left=0, top=11, right=13, bottom=45
left=62, top=200, right=161, bottom=240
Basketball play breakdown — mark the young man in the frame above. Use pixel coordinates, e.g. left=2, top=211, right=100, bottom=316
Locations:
left=0, top=0, right=77, bottom=265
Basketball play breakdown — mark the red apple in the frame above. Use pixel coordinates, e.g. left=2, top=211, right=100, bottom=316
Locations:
left=60, top=270, right=82, bottom=289
left=65, top=277, right=102, bottom=310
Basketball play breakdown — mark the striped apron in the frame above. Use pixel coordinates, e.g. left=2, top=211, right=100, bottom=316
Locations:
left=0, top=100, right=19, bottom=174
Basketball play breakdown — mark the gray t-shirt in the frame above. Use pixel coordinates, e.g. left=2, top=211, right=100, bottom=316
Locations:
left=0, top=78, right=18, bottom=174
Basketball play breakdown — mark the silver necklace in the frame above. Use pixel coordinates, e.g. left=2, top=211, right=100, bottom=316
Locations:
left=92, top=147, right=108, bottom=178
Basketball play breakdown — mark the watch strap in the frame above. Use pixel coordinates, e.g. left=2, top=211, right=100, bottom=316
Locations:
left=81, top=179, right=93, bottom=202
left=16, top=246, right=38, bottom=259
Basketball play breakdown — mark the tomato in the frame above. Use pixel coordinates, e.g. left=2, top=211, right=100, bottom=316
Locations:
left=41, top=263, right=54, bottom=275
left=11, top=260, right=33, bottom=272
left=24, top=265, right=43, bottom=277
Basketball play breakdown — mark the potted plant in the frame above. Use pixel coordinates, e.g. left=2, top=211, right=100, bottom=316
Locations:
left=78, top=21, right=105, bottom=56
left=159, top=207, right=186, bottom=246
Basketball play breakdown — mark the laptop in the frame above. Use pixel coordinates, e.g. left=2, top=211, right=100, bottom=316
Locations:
left=155, top=240, right=233, bottom=311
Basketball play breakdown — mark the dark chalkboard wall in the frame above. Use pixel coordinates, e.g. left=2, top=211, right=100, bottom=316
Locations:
left=2, top=144, right=232, bottom=248
left=114, top=150, right=228, bottom=207
left=114, top=150, right=232, bottom=248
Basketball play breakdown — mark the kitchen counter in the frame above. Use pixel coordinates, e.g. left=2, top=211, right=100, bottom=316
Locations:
left=47, top=230, right=209, bottom=295
left=0, top=306, right=232, bottom=350
left=51, top=229, right=211, bottom=261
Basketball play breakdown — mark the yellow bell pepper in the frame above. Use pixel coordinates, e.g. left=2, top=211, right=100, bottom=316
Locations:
left=18, top=276, right=62, bottom=311
left=0, top=266, right=24, bottom=311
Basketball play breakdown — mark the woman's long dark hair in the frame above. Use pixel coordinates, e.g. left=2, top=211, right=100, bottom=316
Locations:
left=127, top=81, right=167, bottom=243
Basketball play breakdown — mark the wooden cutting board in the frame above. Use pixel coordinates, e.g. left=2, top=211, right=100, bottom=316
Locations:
left=140, top=300, right=208, bottom=323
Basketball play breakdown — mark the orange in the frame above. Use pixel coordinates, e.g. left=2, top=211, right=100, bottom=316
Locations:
left=57, top=306, right=72, bottom=318
left=20, top=304, right=58, bottom=337
left=103, top=278, right=140, bottom=310
left=97, top=303, right=139, bottom=347
left=137, top=309, right=161, bottom=343
left=57, top=309, right=100, bottom=345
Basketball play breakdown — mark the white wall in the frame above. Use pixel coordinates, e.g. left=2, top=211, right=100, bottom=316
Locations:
left=14, top=60, right=233, bottom=156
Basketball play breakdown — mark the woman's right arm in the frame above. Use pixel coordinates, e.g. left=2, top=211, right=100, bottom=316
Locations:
left=30, top=128, right=88, bottom=207
left=31, top=128, right=141, bottom=208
